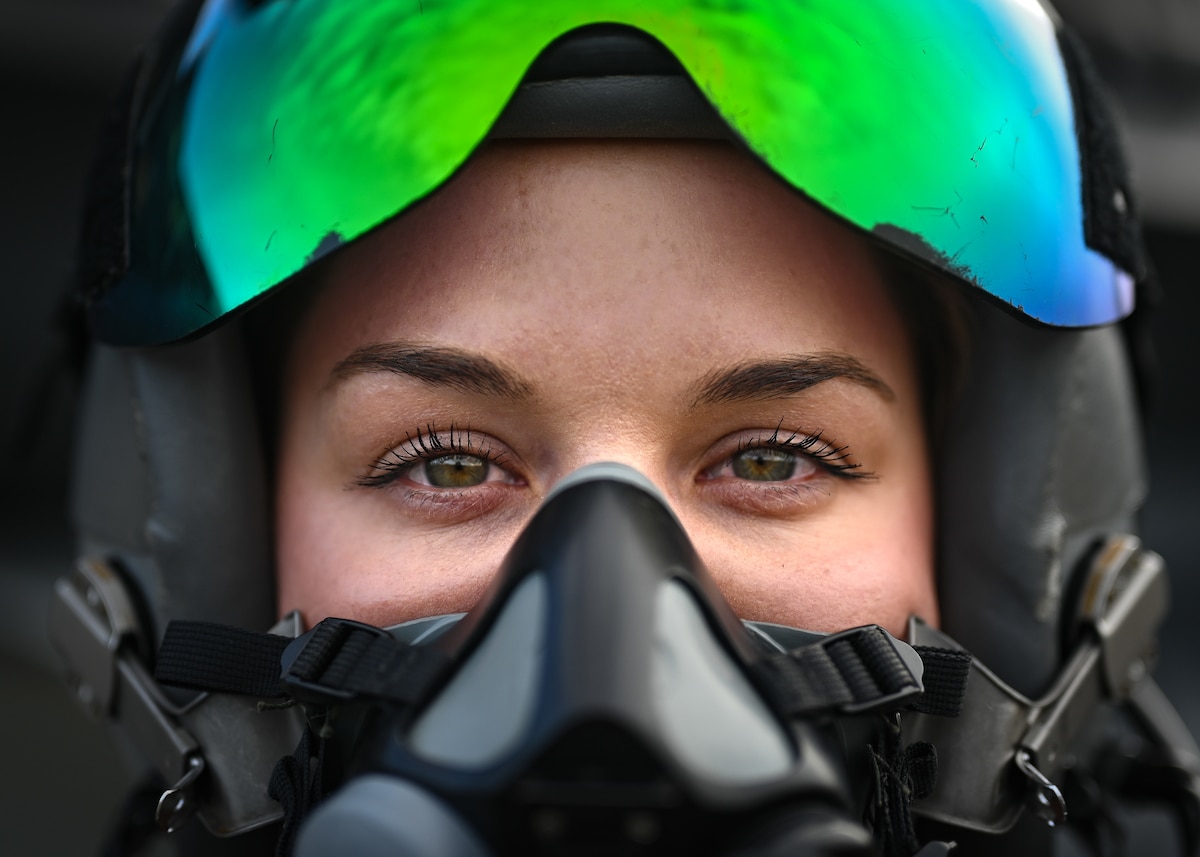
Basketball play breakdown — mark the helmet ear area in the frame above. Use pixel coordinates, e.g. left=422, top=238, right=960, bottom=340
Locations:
left=936, top=300, right=1146, bottom=697
left=73, top=321, right=276, bottom=642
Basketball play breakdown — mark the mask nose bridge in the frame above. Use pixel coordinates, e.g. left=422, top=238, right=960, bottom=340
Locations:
left=410, top=463, right=772, bottom=772
left=544, top=461, right=674, bottom=507
left=543, top=458, right=691, bottom=530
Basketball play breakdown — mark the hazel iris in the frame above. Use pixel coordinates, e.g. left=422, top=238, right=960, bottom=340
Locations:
left=731, top=448, right=796, bottom=482
left=424, top=454, right=488, bottom=488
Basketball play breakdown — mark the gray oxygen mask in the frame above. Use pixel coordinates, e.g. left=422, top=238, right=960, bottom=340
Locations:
left=292, top=463, right=895, bottom=856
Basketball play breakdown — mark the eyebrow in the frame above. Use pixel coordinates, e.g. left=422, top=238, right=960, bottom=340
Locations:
left=690, top=353, right=895, bottom=408
left=331, top=342, right=534, bottom=399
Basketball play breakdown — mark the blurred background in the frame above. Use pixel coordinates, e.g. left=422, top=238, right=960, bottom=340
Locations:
left=1, top=0, right=1198, bottom=854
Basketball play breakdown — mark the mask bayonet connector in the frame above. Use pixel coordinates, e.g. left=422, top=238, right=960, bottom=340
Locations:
left=50, top=557, right=145, bottom=717
left=51, top=557, right=206, bottom=830
left=1082, top=535, right=1167, bottom=699
left=906, top=534, right=1169, bottom=835
left=1013, top=535, right=1168, bottom=825
left=51, top=557, right=307, bottom=838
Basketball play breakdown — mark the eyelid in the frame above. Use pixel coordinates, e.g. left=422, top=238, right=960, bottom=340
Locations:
left=354, top=424, right=518, bottom=489
left=705, top=426, right=874, bottom=481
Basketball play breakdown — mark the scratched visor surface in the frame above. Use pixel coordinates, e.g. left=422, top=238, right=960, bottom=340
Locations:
left=92, top=0, right=1134, bottom=344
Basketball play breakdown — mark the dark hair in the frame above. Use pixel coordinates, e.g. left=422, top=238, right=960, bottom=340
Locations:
left=874, top=250, right=972, bottom=448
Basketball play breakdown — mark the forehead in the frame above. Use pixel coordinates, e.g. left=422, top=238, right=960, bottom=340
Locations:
left=288, top=139, right=917, bottom=407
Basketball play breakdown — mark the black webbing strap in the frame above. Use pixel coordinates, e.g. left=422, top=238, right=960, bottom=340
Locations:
left=757, top=625, right=923, bottom=717
left=908, top=646, right=971, bottom=718
left=155, top=618, right=451, bottom=707
left=156, top=621, right=291, bottom=697
left=268, top=727, right=324, bottom=857
left=156, top=618, right=968, bottom=722
left=868, top=715, right=940, bottom=857
left=754, top=626, right=970, bottom=719
left=281, top=619, right=451, bottom=706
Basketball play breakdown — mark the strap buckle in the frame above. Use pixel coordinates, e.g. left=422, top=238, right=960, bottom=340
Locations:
left=280, top=618, right=393, bottom=704
left=757, top=624, right=928, bottom=717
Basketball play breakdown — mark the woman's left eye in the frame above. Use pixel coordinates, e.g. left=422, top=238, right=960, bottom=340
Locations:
left=730, top=447, right=801, bottom=481
left=707, top=446, right=819, bottom=483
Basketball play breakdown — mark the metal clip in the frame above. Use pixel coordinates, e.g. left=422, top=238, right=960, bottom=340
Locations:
left=1014, top=749, right=1066, bottom=827
left=156, top=755, right=207, bottom=833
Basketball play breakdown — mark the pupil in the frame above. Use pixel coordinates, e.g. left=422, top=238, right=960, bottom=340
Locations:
left=732, top=448, right=796, bottom=482
left=425, top=454, right=488, bottom=488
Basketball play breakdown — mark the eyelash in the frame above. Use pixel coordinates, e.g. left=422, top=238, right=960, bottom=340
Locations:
left=735, top=424, right=875, bottom=481
left=356, top=424, right=509, bottom=489
left=356, top=421, right=872, bottom=493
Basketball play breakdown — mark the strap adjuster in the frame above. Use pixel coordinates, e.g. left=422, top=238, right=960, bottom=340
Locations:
left=158, top=615, right=453, bottom=710
left=757, top=624, right=931, bottom=718
left=280, top=618, right=392, bottom=704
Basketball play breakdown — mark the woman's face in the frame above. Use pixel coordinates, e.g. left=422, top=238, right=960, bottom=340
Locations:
left=277, top=140, right=937, bottom=637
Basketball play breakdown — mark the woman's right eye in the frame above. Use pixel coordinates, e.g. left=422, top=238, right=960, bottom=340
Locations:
left=356, top=426, right=524, bottom=492
left=410, top=453, right=496, bottom=488
left=729, top=447, right=800, bottom=482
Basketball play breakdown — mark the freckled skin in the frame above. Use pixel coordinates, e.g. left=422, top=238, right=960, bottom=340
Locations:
left=276, top=140, right=938, bottom=637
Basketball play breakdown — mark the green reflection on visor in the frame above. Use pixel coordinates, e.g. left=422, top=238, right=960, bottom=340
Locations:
left=95, top=0, right=1134, bottom=343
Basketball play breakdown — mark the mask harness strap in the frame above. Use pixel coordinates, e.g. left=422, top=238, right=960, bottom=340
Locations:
left=55, top=536, right=1196, bottom=855
left=155, top=620, right=965, bottom=856
left=871, top=714, right=941, bottom=857
left=750, top=627, right=970, bottom=719
left=905, top=536, right=1200, bottom=855
left=266, top=725, right=323, bottom=857
left=747, top=629, right=970, bottom=856
left=155, top=618, right=453, bottom=706
left=155, top=618, right=456, bottom=856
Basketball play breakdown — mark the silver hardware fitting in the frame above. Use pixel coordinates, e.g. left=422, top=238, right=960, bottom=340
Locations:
left=1079, top=535, right=1167, bottom=699
left=157, top=755, right=207, bottom=833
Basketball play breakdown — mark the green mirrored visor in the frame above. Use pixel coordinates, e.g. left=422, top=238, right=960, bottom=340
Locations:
left=92, top=0, right=1135, bottom=344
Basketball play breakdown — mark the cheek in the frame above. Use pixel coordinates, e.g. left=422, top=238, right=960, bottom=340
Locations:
left=687, top=472, right=938, bottom=639
left=276, top=465, right=938, bottom=635
left=275, top=465, right=515, bottom=628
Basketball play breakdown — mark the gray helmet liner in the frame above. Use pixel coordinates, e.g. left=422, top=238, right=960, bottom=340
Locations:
left=74, top=322, right=275, bottom=643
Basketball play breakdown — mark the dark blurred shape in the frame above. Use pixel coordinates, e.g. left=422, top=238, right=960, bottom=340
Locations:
left=1057, top=0, right=1200, bottom=229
